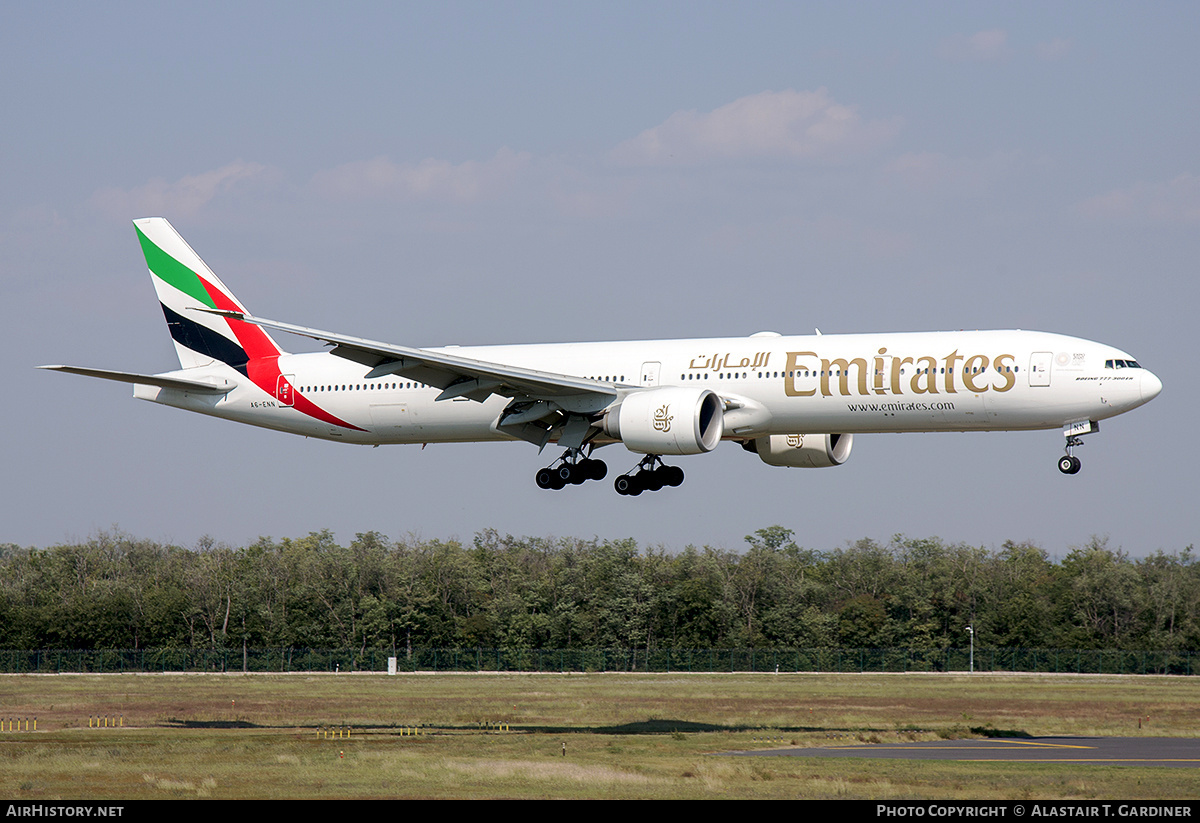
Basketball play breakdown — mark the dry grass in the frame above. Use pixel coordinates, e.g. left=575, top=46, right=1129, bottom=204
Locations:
left=1, top=671, right=1197, bottom=798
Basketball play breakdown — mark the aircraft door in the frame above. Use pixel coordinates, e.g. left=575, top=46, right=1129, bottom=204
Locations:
left=1028, top=353, right=1052, bottom=387
left=640, top=361, right=661, bottom=387
left=277, top=374, right=295, bottom=407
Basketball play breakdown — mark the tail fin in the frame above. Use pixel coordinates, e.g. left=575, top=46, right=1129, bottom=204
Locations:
left=134, top=217, right=284, bottom=372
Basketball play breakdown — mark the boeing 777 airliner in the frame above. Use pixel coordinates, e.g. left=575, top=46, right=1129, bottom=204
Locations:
left=42, top=218, right=1162, bottom=495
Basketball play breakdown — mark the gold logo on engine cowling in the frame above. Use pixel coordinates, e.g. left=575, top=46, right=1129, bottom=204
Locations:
left=653, top=404, right=673, bottom=432
left=785, top=434, right=805, bottom=448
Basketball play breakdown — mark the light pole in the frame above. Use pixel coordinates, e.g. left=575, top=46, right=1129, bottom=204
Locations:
left=966, top=625, right=974, bottom=673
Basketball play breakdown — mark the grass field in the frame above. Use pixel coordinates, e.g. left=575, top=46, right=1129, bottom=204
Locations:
left=1, top=671, right=1197, bottom=799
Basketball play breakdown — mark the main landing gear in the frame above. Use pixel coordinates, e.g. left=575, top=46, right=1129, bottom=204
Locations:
left=535, top=448, right=608, bottom=490
left=533, top=450, right=686, bottom=495
left=614, top=455, right=684, bottom=496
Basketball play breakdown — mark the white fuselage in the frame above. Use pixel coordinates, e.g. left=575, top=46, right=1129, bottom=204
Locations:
left=135, top=329, right=1161, bottom=447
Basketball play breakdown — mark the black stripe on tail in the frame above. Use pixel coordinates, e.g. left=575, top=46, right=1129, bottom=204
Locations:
left=161, top=303, right=249, bottom=376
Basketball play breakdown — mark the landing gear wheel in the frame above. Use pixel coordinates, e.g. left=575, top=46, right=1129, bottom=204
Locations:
left=1058, top=455, right=1081, bottom=475
left=614, top=475, right=639, bottom=496
left=536, top=446, right=609, bottom=491
left=585, top=459, right=608, bottom=481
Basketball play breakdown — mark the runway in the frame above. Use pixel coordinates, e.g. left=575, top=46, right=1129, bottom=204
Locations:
left=732, top=737, right=1200, bottom=767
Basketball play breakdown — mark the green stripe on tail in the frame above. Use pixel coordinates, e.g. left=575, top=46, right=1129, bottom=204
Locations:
left=135, top=225, right=216, bottom=309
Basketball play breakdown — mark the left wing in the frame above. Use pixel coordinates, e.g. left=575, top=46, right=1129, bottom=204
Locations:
left=199, top=309, right=621, bottom=448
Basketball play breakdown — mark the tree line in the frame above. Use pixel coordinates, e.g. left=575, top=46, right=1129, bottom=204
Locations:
left=0, top=527, right=1196, bottom=654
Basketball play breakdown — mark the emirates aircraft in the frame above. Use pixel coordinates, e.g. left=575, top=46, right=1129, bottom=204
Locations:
left=42, top=218, right=1162, bottom=495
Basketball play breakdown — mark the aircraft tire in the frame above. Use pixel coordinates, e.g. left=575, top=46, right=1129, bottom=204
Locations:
left=1058, top=455, right=1080, bottom=474
left=587, top=459, right=608, bottom=481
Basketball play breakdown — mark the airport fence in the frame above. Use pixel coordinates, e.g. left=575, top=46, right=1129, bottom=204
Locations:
left=0, top=647, right=1195, bottom=675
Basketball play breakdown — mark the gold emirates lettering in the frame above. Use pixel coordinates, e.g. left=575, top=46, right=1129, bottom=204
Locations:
left=782, top=349, right=1017, bottom=397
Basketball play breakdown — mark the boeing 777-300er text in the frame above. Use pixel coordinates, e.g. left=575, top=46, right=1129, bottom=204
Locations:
left=42, top=218, right=1162, bottom=495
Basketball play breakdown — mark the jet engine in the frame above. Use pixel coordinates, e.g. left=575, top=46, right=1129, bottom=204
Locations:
left=602, top=387, right=724, bottom=455
left=750, top=433, right=853, bottom=468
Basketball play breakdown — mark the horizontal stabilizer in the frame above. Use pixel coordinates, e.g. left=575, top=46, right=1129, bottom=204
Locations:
left=38, top=365, right=235, bottom=395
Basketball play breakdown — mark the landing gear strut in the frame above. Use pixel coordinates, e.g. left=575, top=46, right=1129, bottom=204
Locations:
left=535, top=448, right=607, bottom=490
left=1057, top=422, right=1097, bottom=475
left=614, top=455, right=684, bottom=496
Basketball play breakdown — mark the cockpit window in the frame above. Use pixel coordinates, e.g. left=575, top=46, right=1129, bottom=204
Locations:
left=1105, top=359, right=1142, bottom=369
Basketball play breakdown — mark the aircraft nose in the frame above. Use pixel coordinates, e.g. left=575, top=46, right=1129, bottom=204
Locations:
left=1141, top=370, right=1163, bottom=402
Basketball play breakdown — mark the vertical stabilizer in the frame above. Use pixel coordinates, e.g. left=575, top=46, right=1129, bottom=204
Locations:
left=134, top=217, right=284, bottom=373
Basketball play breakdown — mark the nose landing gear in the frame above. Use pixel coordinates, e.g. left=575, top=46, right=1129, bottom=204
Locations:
left=1057, top=421, right=1097, bottom=475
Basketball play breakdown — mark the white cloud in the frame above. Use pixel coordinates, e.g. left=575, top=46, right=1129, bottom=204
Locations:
left=310, top=148, right=531, bottom=203
left=1036, top=38, right=1072, bottom=61
left=1078, top=174, right=1200, bottom=224
left=885, top=151, right=1016, bottom=194
left=544, top=162, right=641, bottom=219
left=609, top=89, right=900, bottom=166
left=939, top=29, right=1009, bottom=62
left=90, top=161, right=269, bottom=218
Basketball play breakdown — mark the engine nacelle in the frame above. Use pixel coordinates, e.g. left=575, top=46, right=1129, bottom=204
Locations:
left=752, top=433, right=853, bottom=468
left=603, top=387, right=724, bottom=455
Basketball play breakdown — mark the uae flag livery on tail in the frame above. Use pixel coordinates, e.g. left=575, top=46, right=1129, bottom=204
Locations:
left=133, top=218, right=361, bottom=431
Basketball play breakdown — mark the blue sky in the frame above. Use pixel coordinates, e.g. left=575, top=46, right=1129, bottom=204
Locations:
left=3, top=2, right=1195, bottom=556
